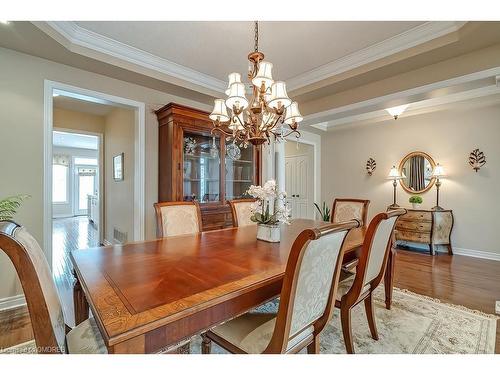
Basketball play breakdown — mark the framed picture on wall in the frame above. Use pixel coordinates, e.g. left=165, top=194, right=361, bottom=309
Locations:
left=113, top=153, right=124, bottom=181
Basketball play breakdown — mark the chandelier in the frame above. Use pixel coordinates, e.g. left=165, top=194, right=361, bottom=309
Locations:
left=209, top=21, right=303, bottom=146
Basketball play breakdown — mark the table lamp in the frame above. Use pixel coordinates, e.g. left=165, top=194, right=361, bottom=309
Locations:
left=431, top=163, right=445, bottom=211
left=387, top=165, right=405, bottom=210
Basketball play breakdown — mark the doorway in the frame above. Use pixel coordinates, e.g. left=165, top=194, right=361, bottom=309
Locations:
left=284, top=141, right=315, bottom=219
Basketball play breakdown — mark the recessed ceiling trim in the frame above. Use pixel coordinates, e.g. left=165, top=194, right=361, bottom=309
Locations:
left=33, top=21, right=227, bottom=94
left=287, top=21, right=467, bottom=91
left=303, top=66, right=500, bottom=129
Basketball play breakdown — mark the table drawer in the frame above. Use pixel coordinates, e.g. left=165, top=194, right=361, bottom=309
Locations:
left=396, top=221, right=431, bottom=232
left=401, top=210, right=432, bottom=222
left=395, top=230, right=430, bottom=243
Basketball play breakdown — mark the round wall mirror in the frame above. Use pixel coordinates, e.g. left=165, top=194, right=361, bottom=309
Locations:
left=398, top=151, right=436, bottom=194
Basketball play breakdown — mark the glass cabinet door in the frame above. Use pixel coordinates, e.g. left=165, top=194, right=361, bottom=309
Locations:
left=183, top=132, right=220, bottom=203
left=225, top=142, right=255, bottom=200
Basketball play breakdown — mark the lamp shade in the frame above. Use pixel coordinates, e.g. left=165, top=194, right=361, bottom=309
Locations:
left=225, top=82, right=249, bottom=110
left=209, top=99, right=230, bottom=122
left=269, top=81, right=292, bottom=110
left=252, top=61, right=274, bottom=89
left=284, top=102, right=303, bottom=124
left=386, top=104, right=409, bottom=119
left=225, top=73, right=242, bottom=95
left=388, top=165, right=404, bottom=179
left=432, top=163, right=446, bottom=178
left=228, top=113, right=245, bottom=131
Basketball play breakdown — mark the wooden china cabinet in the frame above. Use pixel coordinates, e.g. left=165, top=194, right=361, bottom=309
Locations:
left=156, top=103, right=261, bottom=231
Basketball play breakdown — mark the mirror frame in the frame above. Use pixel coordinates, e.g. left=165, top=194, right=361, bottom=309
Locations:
left=398, top=151, right=436, bottom=194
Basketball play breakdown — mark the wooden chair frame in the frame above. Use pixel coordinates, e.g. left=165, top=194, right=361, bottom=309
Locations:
left=227, top=198, right=256, bottom=227
left=335, top=208, right=406, bottom=354
left=202, top=219, right=361, bottom=354
left=331, top=198, right=370, bottom=226
left=153, top=201, right=202, bottom=238
left=0, top=221, right=66, bottom=354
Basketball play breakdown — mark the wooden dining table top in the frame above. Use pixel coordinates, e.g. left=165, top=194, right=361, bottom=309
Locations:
left=70, top=219, right=365, bottom=350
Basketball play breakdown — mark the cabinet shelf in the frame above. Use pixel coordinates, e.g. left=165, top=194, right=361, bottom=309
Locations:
left=225, top=159, right=253, bottom=164
left=185, top=153, right=219, bottom=160
left=184, top=178, right=219, bottom=182
left=226, top=179, right=253, bottom=183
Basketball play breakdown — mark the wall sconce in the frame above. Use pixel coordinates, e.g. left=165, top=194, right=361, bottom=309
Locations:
left=387, top=165, right=405, bottom=210
left=468, top=149, right=486, bottom=172
left=385, top=104, right=409, bottom=120
left=431, top=163, right=446, bottom=211
left=366, top=158, right=376, bottom=176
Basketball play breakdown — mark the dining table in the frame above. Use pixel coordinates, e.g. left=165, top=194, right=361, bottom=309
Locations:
left=70, top=219, right=396, bottom=354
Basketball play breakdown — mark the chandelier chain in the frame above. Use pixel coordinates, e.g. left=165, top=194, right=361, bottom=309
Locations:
left=254, top=21, right=259, bottom=52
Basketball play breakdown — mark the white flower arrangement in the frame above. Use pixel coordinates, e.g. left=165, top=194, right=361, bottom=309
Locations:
left=247, top=179, right=291, bottom=225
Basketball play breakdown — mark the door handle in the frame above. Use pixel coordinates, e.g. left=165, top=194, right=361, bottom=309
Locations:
left=296, top=194, right=300, bottom=198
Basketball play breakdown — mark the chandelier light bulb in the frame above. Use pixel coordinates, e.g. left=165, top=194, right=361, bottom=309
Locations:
left=284, top=102, right=303, bottom=125
left=209, top=99, right=230, bottom=122
left=252, top=61, right=274, bottom=89
left=269, top=81, right=292, bottom=110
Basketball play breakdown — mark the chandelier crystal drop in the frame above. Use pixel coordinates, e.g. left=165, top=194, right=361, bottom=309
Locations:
left=210, top=21, right=302, bottom=146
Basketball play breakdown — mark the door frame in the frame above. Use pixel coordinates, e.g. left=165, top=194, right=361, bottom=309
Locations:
left=44, top=80, right=146, bottom=267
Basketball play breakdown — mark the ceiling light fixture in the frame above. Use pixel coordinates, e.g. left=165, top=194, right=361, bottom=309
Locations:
left=210, top=21, right=302, bottom=146
left=386, top=104, right=409, bottom=120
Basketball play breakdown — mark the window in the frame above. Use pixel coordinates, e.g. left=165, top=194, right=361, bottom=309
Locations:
left=52, top=164, right=69, bottom=203
left=74, top=157, right=98, bottom=166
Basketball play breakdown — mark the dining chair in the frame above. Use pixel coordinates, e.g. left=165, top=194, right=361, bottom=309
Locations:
left=335, top=208, right=406, bottom=354
left=201, top=219, right=361, bottom=354
left=154, top=201, right=202, bottom=238
left=228, top=199, right=257, bottom=227
left=331, top=198, right=370, bottom=226
left=0, top=220, right=107, bottom=354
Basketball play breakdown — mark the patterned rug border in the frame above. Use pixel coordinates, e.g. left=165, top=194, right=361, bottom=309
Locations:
left=393, top=287, right=499, bottom=320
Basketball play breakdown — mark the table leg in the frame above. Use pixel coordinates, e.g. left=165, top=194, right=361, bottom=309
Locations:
left=384, top=247, right=396, bottom=310
left=73, top=269, right=89, bottom=325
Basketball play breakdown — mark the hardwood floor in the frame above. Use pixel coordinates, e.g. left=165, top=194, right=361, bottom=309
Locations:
left=0, top=247, right=498, bottom=352
left=52, top=216, right=99, bottom=327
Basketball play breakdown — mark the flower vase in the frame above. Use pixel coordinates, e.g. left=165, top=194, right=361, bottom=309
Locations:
left=412, top=203, right=421, bottom=209
left=256, top=223, right=281, bottom=242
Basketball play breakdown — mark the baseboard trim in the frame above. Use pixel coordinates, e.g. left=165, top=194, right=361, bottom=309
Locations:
left=438, top=247, right=500, bottom=261
left=0, top=294, right=26, bottom=311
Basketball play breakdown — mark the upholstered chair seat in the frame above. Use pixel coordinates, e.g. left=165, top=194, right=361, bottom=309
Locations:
left=228, top=199, right=257, bottom=227
left=0, top=221, right=108, bottom=354
left=154, top=201, right=202, bottom=238
left=201, top=219, right=361, bottom=354
left=210, top=312, right=314, bottom=353
left=336, top=275, right=370, bottom=300
left=66, top=316, right=107, bottom=354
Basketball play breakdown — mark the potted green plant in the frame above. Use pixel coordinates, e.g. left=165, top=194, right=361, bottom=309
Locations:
left=314, top=201, right=331, bottom=222
left=0, top=194, right=30, bottom=221
left=409, top=195, right=423, bottom=209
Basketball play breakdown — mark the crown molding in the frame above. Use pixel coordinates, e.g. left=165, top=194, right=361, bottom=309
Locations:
left=33, top=21, right=227, bottom=95
left=303, top=67, right=500, bottom=130
left=33, top=21, right=468, bottom=96
left=287, top=21, right=467, bottom=91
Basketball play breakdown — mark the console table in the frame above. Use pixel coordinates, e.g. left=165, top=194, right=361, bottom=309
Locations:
left=394, top=209, right=454, bottom=255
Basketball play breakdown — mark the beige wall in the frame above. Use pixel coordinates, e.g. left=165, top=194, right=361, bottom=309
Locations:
left=321, top=102, right=500, bottom=256
left=103, top=108, right=135, bottom=243
left=53, top=107, right=105, bottom=134
left=0, top=47, right=211, bottom=300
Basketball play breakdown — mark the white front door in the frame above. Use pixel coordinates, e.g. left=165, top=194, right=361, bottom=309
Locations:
left=285, top=154, right=312, bottom=219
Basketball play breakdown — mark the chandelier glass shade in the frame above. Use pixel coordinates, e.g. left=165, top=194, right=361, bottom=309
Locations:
left=210, top=21, right=302, bottom=146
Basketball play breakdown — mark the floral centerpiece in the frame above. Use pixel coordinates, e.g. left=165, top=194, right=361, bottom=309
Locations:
left=247, top=180, right=290, bottom=242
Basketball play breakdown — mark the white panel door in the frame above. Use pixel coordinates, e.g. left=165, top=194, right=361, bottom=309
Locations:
left=285, top=154, right=311, bottom=219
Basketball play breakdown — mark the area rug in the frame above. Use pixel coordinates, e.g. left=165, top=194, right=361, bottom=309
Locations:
left=2, top=288, right=496, bottom=354
left=190, top=287, right=497, bottom=354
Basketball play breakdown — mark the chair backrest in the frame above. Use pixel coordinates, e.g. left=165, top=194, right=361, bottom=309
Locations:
left=345, top=209, right=406, bottom=301
left=0, top=221, right=66, bottom=354
left=154, top=201, right=202, bottom=238
left=331, top=198, right=370, bottom=226
left=265, top=219, right=361, bottom=353
left=228, top=199, right=257, bottom=227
